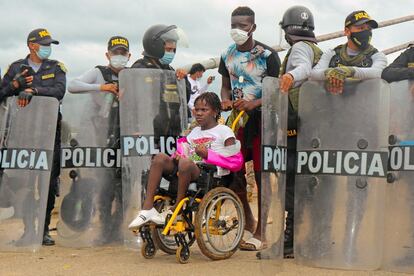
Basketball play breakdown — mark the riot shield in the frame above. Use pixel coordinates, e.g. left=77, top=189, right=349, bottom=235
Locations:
left=294, top=79, right=389, bottom=270
left=0, top=96, right=58, bottom=252
left=57, top=91, right=122, bottom=247
left=119, top=68, right=187, bottom=250
left=383, top=80, right=414, bottom=273
left=259, top=77, right=288, bottom=264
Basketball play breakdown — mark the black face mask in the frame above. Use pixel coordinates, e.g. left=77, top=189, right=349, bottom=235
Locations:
left=350, top=29, right=372, bottom=50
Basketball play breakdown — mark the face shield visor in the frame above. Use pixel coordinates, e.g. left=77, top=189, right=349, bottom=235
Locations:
left=156, top=25, right=189, bottom=49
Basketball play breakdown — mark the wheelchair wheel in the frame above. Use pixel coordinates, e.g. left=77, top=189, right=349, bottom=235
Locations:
left=151, top=198, right=196, bottom=255
left=176, top=244, right=190, bottom=264
left=141, top=241, right=156, bottom=259
left=194, top=187, right=245, bottom=260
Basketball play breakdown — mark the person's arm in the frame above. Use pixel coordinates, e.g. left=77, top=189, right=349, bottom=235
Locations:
left=0, top=64, right=20, bottom=101
left=67, top=68, right=102, bottom=93
left=310, top=49, right=336, bottom=80
left=218, top=57, right=232, bottom=110
left=382, top=49, right=414, bottom=82
left=34, top=62, right=66, bottom=101
left=352, top=52, right=387, bottom=79
left=287, top=42, right=314, bottom=83
left=266, top=51, right=280, bottom=78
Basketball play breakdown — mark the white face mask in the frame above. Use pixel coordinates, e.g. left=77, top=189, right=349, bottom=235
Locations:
left=230, top=27, right=252, bottom=45
left=110, top=55, right=129, bottom=69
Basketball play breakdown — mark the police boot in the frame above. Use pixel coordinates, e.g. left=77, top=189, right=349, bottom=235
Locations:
left=42, top=230, right=55, bottom=246
left=284, top=212, right=294, bottom=258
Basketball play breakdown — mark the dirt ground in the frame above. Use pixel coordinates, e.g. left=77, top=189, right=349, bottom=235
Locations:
left=0, top=234, right=409, bottom=276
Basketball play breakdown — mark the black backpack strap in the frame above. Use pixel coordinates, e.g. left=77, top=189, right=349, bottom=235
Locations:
left=95, top=65, right=116, bottom=83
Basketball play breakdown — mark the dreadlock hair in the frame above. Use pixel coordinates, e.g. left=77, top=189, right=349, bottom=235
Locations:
left=194, top=92, right=222, bottom=122
left=231, top=6, right=255, bottom=22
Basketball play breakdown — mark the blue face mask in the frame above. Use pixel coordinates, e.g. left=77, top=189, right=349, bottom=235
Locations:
left=159, top=51, right=175, bottom=65
left=36, top=45, right=52, bottom=60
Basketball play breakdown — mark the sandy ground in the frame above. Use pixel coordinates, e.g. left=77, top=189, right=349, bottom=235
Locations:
left=0, top=164, right=409, bottom=276
left=0, top=233, right=409, bottom=276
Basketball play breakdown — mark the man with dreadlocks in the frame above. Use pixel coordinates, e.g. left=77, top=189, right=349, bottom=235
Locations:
left=310, top=10, right=387, bottom=92
left=219, top=6, right=280, bottom=251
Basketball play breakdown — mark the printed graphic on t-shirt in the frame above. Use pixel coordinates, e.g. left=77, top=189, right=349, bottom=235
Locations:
left=222, top=44, right=270, bottom=99
left=187, top=136, right=215, bottom=162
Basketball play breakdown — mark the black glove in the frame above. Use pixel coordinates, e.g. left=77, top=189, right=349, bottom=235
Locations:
left=18, top=91, right=33, bottom=103
left=12, top=72, right=29, bottom=90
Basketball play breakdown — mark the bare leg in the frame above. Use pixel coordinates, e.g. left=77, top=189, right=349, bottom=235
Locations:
left=171, top=158, right=200, bottom=211
left=142, top=153, right=175, bottom=210
left=229, top=171, right=256, bottom=233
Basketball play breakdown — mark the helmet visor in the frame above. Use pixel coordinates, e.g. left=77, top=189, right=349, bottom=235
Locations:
left=156, top=25, right=189, bottom=48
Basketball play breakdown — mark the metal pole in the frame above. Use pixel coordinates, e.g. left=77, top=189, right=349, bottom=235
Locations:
left=382, top=41, right=413, bottom=55
left=182, top=14, right=414, bottom=71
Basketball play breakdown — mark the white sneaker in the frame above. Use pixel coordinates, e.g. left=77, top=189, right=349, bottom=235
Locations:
left=0, top=207, right=14, bottom=221
left=128, top=208, right=164, bottom=230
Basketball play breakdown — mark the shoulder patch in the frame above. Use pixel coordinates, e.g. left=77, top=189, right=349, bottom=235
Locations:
left=58, top=62, right=67, bottom=73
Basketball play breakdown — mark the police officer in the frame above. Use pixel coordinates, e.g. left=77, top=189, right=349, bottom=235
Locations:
left=310, top=10, right=387, bottom=91
left=0, top=28, right=66, bottom=246
left=276, top=5, right=322, bottom=258
left=131, top=24, right=186, bottom=77
left=308, top=11, right=386, bottom=260
left=67, top=36, right=131, bottom=244
left=382, top=44, right=414, bottom=82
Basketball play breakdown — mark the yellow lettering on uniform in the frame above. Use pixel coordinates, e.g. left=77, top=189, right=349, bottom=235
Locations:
left=38, top=30, right=51, bottom=38
left=408, top=62, right=414, bottom=68
left=354, top=12, right=370, bottom=21
left=41, top=73, right=55, bottom=80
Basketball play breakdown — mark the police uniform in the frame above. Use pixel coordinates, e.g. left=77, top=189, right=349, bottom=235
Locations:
left=382, top=45, right=414, bottom=82
left=0, top=28, right=66, bottom=246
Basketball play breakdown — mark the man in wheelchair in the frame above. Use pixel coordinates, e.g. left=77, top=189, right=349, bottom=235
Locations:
left=129, top=92, right=243, bottom=229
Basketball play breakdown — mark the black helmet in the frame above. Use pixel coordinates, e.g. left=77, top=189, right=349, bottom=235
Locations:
left=280, top=6, right=316, bottom=43
left=142, top=24, right=179, bottom=59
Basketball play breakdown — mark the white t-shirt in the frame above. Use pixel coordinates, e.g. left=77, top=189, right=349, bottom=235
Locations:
left=187, top=75, right=209, bottom=111
left=185, top=124, right=235, bottom=162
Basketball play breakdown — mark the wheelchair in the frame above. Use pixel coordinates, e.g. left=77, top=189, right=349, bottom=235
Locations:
left=137, top=163, right=245, bottom=264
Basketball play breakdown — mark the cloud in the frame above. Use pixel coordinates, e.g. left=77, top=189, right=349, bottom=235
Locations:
left=0, top=0, right=412, bottom=79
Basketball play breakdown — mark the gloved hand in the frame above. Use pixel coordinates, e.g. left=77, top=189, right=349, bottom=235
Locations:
left=324, top=67, right=355, bottom=94
left=12, top=69, right=33, bottom=91
left=17, top=89, right=33, bottom=107
left=279, top=73, right=294, bottom=93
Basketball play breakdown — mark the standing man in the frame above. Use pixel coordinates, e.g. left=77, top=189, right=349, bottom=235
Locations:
left=185, top=63, right=214, bottom=119
left=310, top=10, right=387, bottom=91
left=0, top=28, right=66, bottom=246
left=219, top=6, right=280, bottom=251
left=276, top=5, right=322, bottom=258
left=67, top=36, right=131, bottom=244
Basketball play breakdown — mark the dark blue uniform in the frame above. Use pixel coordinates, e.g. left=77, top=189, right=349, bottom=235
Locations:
left=0, top=55, right=66, bottom=239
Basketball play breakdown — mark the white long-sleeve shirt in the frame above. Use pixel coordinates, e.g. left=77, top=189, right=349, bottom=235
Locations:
left=67, top=67, right=117, bottom=93
left=284, top=41, right=315, bottom=88
left=310, top=47, right=387, bottom=80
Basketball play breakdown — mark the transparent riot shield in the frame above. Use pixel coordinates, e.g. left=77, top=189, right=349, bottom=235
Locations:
left=259, top=77, right=288, bottom=265
left=383, top=80, right=414, bottom=273
left=0, top=96, right=58, bottom=252
left=119, top=69, right=187, bottom=250
left=294, top=79, right=389, bottom=270
left=57, top=91, right=122, bottom=247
